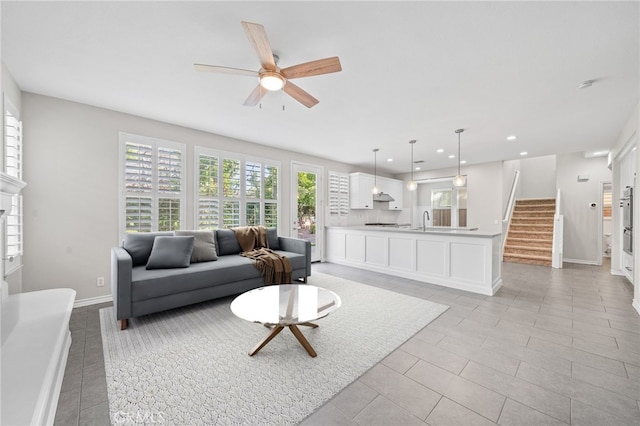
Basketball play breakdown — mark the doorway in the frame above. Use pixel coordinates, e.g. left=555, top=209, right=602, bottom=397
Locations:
left=601, top=182, right=612, bottom=263
left=291, top=163, right=323, bottom=262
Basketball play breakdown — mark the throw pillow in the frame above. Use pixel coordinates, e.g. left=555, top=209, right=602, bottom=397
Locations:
left=145, top=236, right=195, bottom=270
left=123, top=232, right=173, bottom=266
left=267, top=227, right=280, bottom=250
left=175, top=230, right=218, bottom=262
left=215, top=229, right=242, bottom=256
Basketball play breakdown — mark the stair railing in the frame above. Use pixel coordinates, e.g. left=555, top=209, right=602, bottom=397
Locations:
left=501, top=170, right=520, bottom=260
left=552, top=188, right=563, bottom=268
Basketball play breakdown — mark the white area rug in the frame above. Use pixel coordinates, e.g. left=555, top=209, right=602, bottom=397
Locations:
left=100, top=272, right=448, bottom=425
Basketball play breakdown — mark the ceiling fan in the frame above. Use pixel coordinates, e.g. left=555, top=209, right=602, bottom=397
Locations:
left=194, top=21, right=342, bottom=108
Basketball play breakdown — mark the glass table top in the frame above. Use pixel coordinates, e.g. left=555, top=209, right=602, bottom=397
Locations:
left=230, top=284, right=341, bottom=326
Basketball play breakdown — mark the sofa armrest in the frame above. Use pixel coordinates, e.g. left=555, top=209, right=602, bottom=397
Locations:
left=111, top=247, right=133, bottom=322
left=279, top=236, right=311, bottom=277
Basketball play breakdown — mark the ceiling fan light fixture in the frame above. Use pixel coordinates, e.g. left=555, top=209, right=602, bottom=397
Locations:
left=259, top=72, right=285, bottom=91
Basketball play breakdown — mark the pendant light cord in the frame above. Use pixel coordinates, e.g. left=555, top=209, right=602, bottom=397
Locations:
left=457, top=131, right=461, bottom=176
left=373, top=148, right=379, bottom=188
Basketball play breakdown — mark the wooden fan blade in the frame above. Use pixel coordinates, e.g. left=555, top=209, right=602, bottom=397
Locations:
left=241, top=21, right=276, bottom=71
left=243, top=85, right=268, bottom=106
left=283, top=81, right=319, bottom=108
left=194, top=64, right=257, bottom=77
left=280, top=57, right=342, bottom=79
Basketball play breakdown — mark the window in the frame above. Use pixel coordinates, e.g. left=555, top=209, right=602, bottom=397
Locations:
left=431, top=188, right=452, bottom=227
left=328, top=171, right=349, bottom=224
left=195, top=147, right=280, bottom=229
left=4, top=97, right=23, bottom=273
left=119, top=133, right=186, bottom=235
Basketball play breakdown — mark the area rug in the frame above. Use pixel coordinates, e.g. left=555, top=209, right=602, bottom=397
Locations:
left=99, top=272, right=449, bottom=425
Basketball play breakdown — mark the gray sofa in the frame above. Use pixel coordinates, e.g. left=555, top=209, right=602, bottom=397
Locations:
left=111, top=228, right=311, bottom=330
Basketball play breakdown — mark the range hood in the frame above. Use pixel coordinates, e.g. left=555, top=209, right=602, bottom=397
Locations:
left=373, top=192, right=395, bottom=202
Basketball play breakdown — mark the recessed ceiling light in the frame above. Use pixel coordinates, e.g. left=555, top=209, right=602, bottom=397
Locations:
left=436, top=148, right=444, bottom=153
left=415, top=167, right=421, bottom=170
left=506, top=135, right=517, bottom=141
left=387, top=158, right=393, bottom=162
left=448, top=155, right=455, bottom=159
left=460, top=160, right=467, bottom=164
left=520, top=151, right=528, bottom=156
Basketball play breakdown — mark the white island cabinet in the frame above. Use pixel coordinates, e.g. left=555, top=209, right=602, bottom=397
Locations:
left=325, top=226, right=502, bottom=296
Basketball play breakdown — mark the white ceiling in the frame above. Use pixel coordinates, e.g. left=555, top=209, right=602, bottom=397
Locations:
left=2, top=1, right=638, bottom=175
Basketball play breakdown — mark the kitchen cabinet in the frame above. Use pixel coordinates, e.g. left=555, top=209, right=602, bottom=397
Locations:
left=384, top=178, right=404, bottom=210
left=349, top=172, right=404, bottom=210
left=349, top=172, right=375, bottom=209
left=325, top=226, right=502, bottom=295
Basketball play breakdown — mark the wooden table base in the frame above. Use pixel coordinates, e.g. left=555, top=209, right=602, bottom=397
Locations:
left=249, top=322, right=318, bottom=357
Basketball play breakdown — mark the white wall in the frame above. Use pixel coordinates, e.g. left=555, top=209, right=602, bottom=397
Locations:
left=2, top=62, right=21, bottom=112
left=556, top=153, right=612, bottom=264
left=519, top=155, right=557, bottom=199
left=22, top=93, right=354, bottom=301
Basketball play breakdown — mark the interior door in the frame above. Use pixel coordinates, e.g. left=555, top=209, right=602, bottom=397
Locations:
left=292, top=163, right=323, bottom=262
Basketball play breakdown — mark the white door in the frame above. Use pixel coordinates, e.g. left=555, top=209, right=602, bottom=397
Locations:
left=291, top=163, right=323, bottom=262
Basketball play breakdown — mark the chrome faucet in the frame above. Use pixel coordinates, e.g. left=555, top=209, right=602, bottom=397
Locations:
left=423, top=210, right=430, bottom=230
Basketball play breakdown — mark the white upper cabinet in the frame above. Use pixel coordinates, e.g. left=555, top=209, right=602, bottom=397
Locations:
left=349, top=172, right=404, bottom=210
left=349, top=172, right=375, bottom=209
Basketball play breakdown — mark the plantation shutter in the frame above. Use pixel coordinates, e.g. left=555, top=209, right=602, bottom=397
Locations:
left=124, top=142, right=153, bottom=232
left=328, top=171, right=349, bottom=217
left=195, top=146, right=280, bottom=230
left=120, top=134, right=186, bottom=235
left=197, top=154, right=219, bottom=230
left=4, top=101, right=23, bottom=259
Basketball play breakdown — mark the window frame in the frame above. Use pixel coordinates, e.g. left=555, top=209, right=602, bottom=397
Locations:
left=194, top=146, right=281, bottom=230
left=118, top=132, right=186, bottom=236
left=3, top=95, right=23, bottom=274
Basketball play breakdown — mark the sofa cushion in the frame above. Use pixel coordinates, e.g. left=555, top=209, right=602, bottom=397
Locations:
left=215, top=229, right=242, bottom=256
left=267, top=228, right=280, bottom=250
left=146, top=236, right=195, bottom=270
left=123, top=232, right=173, bottom=266
left=175, top=230, right=217, bottom=262
left=130, top=250, right=306, bottom=301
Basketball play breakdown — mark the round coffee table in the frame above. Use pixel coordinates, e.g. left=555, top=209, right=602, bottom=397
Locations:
left=230, top=284, right=341, bottom=357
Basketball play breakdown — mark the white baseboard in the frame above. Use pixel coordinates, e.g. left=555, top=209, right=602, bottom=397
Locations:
left=610, top=268, right=625, bottom=276
left=563, top=258, right=598, bottom=266
left=633, top=299, right=640, bottom=316
left=74, top=294, right=113, bottom=308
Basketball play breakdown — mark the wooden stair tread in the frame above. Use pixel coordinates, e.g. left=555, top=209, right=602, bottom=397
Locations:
left=505, top=198, right=557, bottom=267
left=504, top=245, right=552, bottom=252
left=504, top=253, right=552, bottom=261
left=508, top=230, right=553, bottom=234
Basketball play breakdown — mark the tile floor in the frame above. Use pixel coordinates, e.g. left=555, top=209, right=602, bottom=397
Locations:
left=55, top=260, right=640, bottom=425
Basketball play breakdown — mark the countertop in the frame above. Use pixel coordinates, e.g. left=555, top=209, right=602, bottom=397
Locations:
left=325, top=225, right=501, bottom=238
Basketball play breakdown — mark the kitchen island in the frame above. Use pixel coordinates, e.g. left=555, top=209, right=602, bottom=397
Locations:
left=325, top=226, right=502, bottom=296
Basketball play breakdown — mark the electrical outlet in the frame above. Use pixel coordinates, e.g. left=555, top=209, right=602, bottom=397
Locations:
left=96, top=277, right=105, bottom=287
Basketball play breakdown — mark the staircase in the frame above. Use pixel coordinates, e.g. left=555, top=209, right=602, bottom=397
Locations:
left=504, top=198, right=555, bottom=266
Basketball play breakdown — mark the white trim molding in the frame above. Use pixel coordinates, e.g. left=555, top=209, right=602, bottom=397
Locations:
left=74, top=294, right=113, bottom=308
left=562, top=258, right=598, bottom=266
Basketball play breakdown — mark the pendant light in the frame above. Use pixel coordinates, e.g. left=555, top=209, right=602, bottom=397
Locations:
left=453, top=129, right=466, bottom=187
left=407, top=140, right=417, bottom=191
left=372, top=148, right=379, bottom=194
